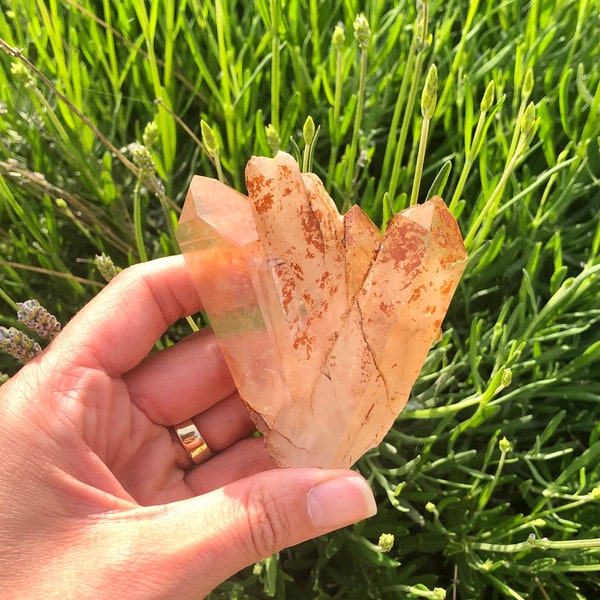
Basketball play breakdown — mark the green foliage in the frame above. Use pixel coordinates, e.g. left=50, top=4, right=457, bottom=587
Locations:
left=1, top=0, right=599, bottom=597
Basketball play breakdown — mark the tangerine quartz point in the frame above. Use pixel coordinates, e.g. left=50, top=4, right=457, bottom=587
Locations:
left=177, top=152, right=468, bottom=468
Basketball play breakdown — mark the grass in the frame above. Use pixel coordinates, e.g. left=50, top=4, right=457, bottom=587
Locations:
left=1, top=0, right=600, bottom=597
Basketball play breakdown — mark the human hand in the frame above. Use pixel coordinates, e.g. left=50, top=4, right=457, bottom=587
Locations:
left=0, top=256, right=376, bottom=599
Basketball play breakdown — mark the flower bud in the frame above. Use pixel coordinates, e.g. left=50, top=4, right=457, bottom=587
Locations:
left=131, top=143, right=155, bottom=174
left=266, top=124, right=281, bottom=155
left=377, top=533, right=395, bottom=553
left=501, top=367, right=512, bottom=388
left=94, top=253, right=120, bottom=282
left=10, top=61, right=34, bottom=88
left=201, top=119, right=220, bottom=159
left=480, top=80, right=495, bottom=112
left=432, top=588, right=447, bottom=600
left=520, top=102, right=536, bottom=136
left=421, top=64, right=438, bottom=119
left=523, top=67, right=534, bottom=98
left=142, top=121, right=160, bottom=149
left=16, top=299, right=61, bottom=339
left=499, top=436, right=512, bottom=453
left=0, top=326, right=42, bottom=362
left=332, top=23, right=345, bottom=53
left=353, top=13, right=371, bottom=50
left=303, top=115, right=315, bottom=146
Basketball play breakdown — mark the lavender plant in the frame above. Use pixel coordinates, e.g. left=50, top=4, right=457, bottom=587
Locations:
left=0, top=326, right=42, bottom=363
left=0, top=1, right=599, bottom=598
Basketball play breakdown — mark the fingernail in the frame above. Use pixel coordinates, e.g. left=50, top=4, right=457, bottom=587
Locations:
left=307, top=475, right=377, bottom=531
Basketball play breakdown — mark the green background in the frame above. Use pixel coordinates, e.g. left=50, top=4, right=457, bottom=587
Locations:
left=1, top=1, right=600, bottom=597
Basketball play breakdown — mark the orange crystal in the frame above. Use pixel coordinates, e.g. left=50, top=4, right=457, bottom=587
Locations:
left=177, top=152, right=467, bottom=468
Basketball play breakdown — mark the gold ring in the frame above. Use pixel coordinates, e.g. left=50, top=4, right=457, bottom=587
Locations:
left=173, top=419, right=213, bottom=465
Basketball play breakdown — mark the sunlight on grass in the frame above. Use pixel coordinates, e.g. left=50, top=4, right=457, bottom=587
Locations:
left=1, top=0, right=599, bottom=597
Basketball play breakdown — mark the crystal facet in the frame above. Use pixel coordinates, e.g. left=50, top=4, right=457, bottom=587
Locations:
left=178, top=152, right=467, bottom=468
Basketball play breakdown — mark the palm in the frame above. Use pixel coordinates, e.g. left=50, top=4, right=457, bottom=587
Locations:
left=28, top=257, right=268, bottom=511
left=58, top=336, right=265, bottom=509
left=99, top=376, right=188, bottom=506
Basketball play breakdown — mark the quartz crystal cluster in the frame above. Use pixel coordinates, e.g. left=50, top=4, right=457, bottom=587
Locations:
left=177, top=152, right=467, bottom=468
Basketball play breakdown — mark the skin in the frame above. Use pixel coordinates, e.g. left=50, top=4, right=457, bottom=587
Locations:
left=0, top=255, right=376, bottom=599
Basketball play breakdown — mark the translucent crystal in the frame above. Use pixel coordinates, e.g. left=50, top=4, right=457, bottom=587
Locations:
left=178, top=152, right=468, bottom=468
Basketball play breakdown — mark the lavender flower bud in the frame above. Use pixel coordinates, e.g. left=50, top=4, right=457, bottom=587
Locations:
left=353, top=13, right=371, bottom=50
left=480, top=80, right=495, bottom=112
left=131, top=143, right=155, bottom=175
left=201, top=119, right=220, bottom=159
left=421, top=64, right=438, bottom=119
left=0, top=326, right=42, bottom=362
left=377, top=533, right=394, bottom=553
left=265, top=124, right=281, bottom=155
left=332, top=23, right=345, bottom=53
left=94, top=253, right=120, bottom=282
left=16, top=299, right=61, bottom=339
left=303, top=115, right=316, bottom=146
left=142, top=121, right=159, bottom=150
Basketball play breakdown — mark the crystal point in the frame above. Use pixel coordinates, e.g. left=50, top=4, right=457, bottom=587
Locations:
left=178, top=154, right=467, bottom=468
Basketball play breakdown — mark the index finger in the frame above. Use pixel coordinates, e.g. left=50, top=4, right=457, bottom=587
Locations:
left=51, top=255, right=202, bottom=375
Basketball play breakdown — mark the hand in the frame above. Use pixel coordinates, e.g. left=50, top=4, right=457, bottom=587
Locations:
left=0, top=256, right=376, bottom=599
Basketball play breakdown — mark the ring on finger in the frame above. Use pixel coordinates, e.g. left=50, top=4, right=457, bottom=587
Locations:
left=172, top=418, right=213, bottom=465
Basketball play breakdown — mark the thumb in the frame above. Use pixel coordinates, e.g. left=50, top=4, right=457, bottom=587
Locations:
left=140, top=468, right=376, bottom=598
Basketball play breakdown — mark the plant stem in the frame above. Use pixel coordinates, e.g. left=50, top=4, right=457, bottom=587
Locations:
left=0, top=286, right=17, bottom=312
left=465, top=101, right=536, bottom=250
left=133, top=178, right=148, bottom=262
left=343, top=14, right=371, bottom=210
left=270, top=0, right=281, bottom=133
left=504, top=68, right=533, bottom=170
left=186, top=316, right=200, bottom=332
left=436, top=0, right=480, bottom=116
left=388, top=3, right=429, bottom=204
left=375, top=7, right=420, bottom=208
left=449, top=81, right=495, bottom=212
left=472, top=536, right=600, bottom=554
left=308, top=0, right=321, bottom=69
left=409, top=117, right=430, bottom=206
left=476, top=439, right=510, bottom=512
left=215, top=0, right=240, bottom=186
left=327, top=26, right=345, bottom=186
left=463, top=138, right=524, bottom=251
left=343, top=17, right=370, bottom=210
left=410, top=63, right=437, bottom=206
left=402, top=364, right=510, bottom=420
